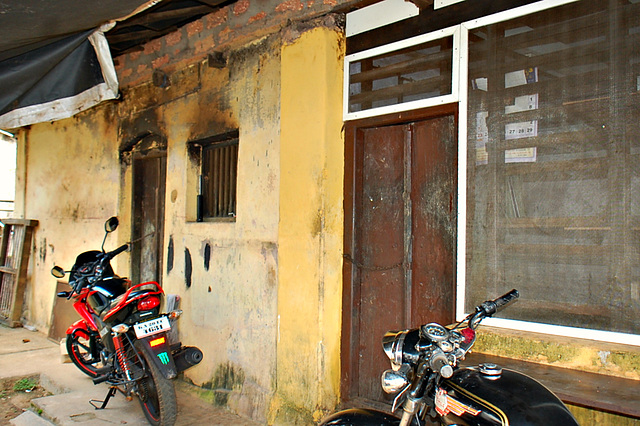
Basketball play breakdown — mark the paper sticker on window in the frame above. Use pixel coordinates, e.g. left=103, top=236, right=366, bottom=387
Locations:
left=476, top=111, right=489, bottom=165
left=506, top=94, right=538, bottom=114
left=505, top=67, right=538, bottom=88
left=476, top=146, right=489, bottom=165
left=505, top=120, right=537, bottom=140
left=505, top=147, right=537, bottom=163
left=472, top=77, right=488, bottom=91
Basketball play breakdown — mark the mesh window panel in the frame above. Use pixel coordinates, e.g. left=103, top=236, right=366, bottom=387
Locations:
left=466, top=0, right=640, bottom=335
left=349, top=37, right=453, bottom=113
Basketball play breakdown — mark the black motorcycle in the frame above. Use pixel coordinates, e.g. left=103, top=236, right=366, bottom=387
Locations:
left=320, top=290, right=579, bottom=426
left=51, top=217, right=203, bottom=426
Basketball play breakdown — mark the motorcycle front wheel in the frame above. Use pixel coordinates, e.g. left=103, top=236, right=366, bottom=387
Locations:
left=136, top=344, right=177, bottom=426
left=66, top=329, right=104, bottom=378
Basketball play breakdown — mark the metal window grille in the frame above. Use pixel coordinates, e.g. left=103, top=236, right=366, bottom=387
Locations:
left=201, top=135, right=238, bottom=219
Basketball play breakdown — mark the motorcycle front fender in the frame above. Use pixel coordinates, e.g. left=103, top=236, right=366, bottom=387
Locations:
left=136, top=333, right=177, bottom=380
left=66, top=318, right=91, bottom=336
left=319, top=408, right=401, bottom=426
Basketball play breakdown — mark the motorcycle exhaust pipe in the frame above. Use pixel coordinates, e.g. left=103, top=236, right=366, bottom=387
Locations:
left=173, top=346, right=203, bottom=373
left=93, top=374, right=110, bottom=385
left=92, top=366, right=113, bottom=384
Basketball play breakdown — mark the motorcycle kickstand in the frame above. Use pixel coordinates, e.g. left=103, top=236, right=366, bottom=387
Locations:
left=89, top=386, right=118, bottom=410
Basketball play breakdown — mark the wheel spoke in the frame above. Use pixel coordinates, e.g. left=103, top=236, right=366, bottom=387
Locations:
left=76, top=341, right=91, bottom=352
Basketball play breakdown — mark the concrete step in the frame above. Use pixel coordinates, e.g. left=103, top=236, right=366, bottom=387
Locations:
left=10, top=410, right=55, bottom=426
left=32, top=389, right=149, bottom=425
left=1, top=326, right=262, bottom=426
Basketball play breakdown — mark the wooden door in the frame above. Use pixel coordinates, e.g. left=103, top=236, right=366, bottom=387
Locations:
left=132, top=153, right=166, bottom=286
left=343, top=107, right=457, bottom=404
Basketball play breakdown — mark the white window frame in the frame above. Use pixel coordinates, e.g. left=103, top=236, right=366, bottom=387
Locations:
left=345, top=0, right=640, bottom=346
left=343, top=25, right=461, bottom=122
left=457, top=0, right=640, bottom=346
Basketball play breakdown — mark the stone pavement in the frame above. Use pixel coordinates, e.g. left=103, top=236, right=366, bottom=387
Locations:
left=0, top=324, right=261, bottom=425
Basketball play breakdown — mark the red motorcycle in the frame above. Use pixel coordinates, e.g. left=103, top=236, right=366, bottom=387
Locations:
left=51, top=217, right=202, bottom=426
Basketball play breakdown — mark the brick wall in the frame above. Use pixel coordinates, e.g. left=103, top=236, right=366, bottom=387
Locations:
left=113, top=0, right=356, bottom=88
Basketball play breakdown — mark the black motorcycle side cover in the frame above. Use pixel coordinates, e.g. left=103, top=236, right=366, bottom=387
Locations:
left=320, top=408, right=400, bottom=426
left=438, top=367, right=579, bottom=426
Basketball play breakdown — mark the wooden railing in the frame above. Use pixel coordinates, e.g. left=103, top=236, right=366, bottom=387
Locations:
left=0, top=219, right=38, bottom=327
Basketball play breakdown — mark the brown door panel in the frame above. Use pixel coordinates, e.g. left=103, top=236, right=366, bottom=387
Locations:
left=343, top=107, right=457, bottom=404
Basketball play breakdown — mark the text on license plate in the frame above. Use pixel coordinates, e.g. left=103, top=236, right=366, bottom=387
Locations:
left=134, top=317, right=171, bottom=338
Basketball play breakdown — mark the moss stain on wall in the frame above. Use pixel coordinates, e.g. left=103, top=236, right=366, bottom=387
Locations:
left=201, top=363, right=246, bottom=406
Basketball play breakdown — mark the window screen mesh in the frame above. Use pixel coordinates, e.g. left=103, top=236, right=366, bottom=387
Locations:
left=348, top=37, right=453, bottom=113
left=466, top=0, right=640, bottom=335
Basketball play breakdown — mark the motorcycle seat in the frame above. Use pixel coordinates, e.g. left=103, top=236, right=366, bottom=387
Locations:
left=87, top=277, right=128, bottom=315
left=102, top=284, right=161, bottom=319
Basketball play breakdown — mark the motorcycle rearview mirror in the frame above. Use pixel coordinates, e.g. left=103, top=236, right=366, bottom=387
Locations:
left=51, top=266, right=65, bottom=279
left=105, top=217, right=119, bottom=233
left=102, top=217, right=119, bottom=252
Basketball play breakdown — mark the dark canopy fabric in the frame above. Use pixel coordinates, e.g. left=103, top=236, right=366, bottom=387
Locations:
left=0, top=0, right=155, bottom=129
left=0, top=28, right=118, bottom=128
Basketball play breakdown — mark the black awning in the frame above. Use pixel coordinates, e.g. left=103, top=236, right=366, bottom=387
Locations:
left=0, top=0, right=155, bottom=129
left=0, top=27, right=118, bottom=128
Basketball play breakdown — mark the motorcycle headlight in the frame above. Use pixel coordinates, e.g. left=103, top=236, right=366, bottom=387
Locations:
left=382, top=330, right=408, bottom=368
left=381, top=364, right=410, bottom=394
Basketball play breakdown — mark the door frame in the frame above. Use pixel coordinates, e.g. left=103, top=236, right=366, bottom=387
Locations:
left=130, top=139, right=167, bottom=286
left=341, top=103, right=458, bottom=403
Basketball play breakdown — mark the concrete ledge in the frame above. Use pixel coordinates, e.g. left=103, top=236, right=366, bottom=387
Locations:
left=9, top=410, right=54, bottom=426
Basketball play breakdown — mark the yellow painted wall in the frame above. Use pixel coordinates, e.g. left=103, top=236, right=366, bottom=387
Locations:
left=274, top=27, right=344, bottom=424
left=15, top=22, right=345, bottom=425
left=14, top=108, right=122, bottom=329
left=118, top=38, right=283, bottom=423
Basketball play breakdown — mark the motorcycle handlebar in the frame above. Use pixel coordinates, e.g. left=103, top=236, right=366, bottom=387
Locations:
left=476, top=289, right=519, bottom=317
left=107, top=243, right=129, bottom=260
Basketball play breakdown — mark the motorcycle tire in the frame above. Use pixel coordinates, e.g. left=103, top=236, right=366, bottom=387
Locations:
left=136, top=344, right=177, bottom=426
left=66, top=330, right=105, bottom=378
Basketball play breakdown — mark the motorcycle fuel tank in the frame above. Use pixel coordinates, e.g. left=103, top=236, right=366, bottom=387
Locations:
left=437, top=365, right=579, bottom=426
left=319, top=408, right=400, bottom=426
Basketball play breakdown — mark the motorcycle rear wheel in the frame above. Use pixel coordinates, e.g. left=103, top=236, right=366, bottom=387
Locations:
left=66, top=330, right=104, bottom=378
left=136, top=346, right=177, bottom=426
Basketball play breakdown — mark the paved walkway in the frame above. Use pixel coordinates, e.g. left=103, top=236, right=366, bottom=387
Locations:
left=0, top=325, right=261, bottom=425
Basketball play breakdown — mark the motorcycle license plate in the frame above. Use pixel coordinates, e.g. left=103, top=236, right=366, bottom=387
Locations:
left=134, top=316, right=171, bottom=338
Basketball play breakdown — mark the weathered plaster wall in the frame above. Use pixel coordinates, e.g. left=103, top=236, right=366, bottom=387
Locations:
left=15, top=5, right=346, bottom=424
left=16, top=35, right=285, bottom=423
left=112, top=35, right=283, bottom=422
left=16, top=107, right=122, bottom=328
left=274, top=26, right=344, bottom=424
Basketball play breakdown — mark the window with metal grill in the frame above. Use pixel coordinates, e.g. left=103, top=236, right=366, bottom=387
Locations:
left=192, top=130, right=239, bottom=221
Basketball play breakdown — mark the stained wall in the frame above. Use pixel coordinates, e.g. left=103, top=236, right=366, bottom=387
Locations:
left=14, top=18, right=344, bottom=424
